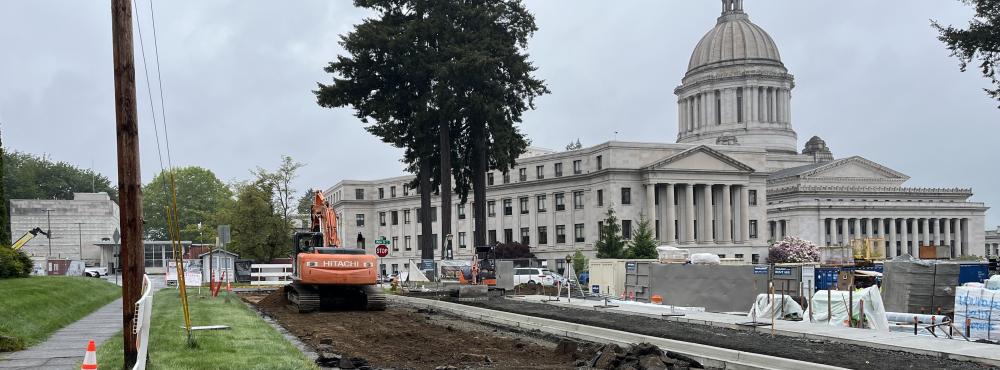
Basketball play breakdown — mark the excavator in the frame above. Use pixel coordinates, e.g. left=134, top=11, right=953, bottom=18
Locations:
left=285, top=191, right=385, bottom=313
left=11, top=227, right=48, bottom=251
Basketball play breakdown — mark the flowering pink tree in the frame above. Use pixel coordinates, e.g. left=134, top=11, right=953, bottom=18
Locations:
left=767, top=236, right=820, bottom=263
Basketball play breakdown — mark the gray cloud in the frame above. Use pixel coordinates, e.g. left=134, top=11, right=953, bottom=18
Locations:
left=2, top=1, right=997, bottom=226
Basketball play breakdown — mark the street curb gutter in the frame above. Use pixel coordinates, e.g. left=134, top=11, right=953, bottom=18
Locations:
left=391, top=296, right=845, bottom=370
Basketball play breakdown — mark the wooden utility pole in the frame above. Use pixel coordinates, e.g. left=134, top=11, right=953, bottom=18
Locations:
left=111, top=0, right=144, bottom=367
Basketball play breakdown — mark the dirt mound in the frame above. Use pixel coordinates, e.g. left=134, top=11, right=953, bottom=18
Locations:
left=256, top=288, right=289, bottom=309
left=512, top=283, right=561, bottom=296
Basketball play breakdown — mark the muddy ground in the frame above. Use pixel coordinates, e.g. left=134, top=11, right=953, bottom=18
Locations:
left=241, top=291, right=586, bottom=369
left=459, top=298, right=998, bottom=370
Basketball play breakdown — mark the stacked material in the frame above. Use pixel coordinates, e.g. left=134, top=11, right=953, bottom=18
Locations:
left=810, top=286, right=890, bottom=331
left=746, top=294, right=803, bottom=321
left=953, top=286, right=1000, bottom=341
left=882, top=256, right=959, bottom=313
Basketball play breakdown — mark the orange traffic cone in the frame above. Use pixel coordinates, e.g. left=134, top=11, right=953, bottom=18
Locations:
left=81, top=340, right=97, bottom=370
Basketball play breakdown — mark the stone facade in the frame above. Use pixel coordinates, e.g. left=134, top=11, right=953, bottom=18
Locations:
left=10, top=193, right=120, bottom=265
left=987, top=227, right=999, bottom=258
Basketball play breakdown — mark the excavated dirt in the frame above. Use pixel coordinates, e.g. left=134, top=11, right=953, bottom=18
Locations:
left=242, top=290, right=583, bottom=369
left=460, top=298, right=999, bottom=370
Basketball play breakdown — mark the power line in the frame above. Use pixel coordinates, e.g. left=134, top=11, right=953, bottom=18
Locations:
left=130, top=0, right=166, bottom=175
left=148, top=0, right=174, bottom=171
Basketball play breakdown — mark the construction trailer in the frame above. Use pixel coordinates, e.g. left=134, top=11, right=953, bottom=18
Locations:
left=587, top=259, right=657, bottom=298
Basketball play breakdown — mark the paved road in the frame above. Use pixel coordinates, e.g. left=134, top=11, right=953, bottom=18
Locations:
left=0, top=299, right=123, bottom=370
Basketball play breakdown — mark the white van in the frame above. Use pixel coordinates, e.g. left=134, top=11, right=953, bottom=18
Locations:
left=513, top=267, right=556, bottom=286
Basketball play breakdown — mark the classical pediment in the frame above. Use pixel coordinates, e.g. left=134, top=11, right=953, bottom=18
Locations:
left=643, top=145, right=755, bottom=173
left=802, top=156, right=909, bottom=181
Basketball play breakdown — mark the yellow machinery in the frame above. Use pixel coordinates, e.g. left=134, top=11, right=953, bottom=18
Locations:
left=11, top=227, right=48, bottom=251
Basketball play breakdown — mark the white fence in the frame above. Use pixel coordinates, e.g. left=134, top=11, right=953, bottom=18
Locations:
left=250, top=264, right=293, bottom=285
left=132, top=274, right=154, bottom=370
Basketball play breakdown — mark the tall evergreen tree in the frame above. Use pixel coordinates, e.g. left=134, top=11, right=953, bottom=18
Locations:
left=626, top=215, right=658, bottom=259
left=595, top=207, right=626, bottom=259
left=933, top=0, right=1000, bottom=107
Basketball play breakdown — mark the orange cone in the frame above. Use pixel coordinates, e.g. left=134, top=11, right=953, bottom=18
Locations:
left=81, top=340, right=97, bottom=370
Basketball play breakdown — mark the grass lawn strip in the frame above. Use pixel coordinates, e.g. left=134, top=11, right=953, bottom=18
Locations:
left=98, top=290, right=316, bottom=370
left=0, top=276, right=120, bottom=350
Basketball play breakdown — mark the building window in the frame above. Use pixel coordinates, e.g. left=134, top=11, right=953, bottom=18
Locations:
left=555, top=163, right=563, bottom=177
left=519, top=197, right=529, bottom=214
left=378, top=188, right=385, bottom=199
left=488, top=230, right=497, bottom=244
left=403, top=184, right=409, bottom=196
left=356, top=214, right=365, bottom=227
left=596, top=155, right=603, bottom=170
left=736, top=87, right=744, bottom=123
left=416, top=208, right=421, bottom=223
left=391, top=211, right=398, bottom=225
left=392, top=237, right=399, bottom=251
left=749, top=220, right=759, bottom=239
left=487, top=173, right=495, bottom=186
left=621, top=187, right=632, bottom=205
left=404, top=210, right=411, bottom=224
left=379, top=212, right=386, bottom=226
left=390, top=186, right=396, bottom=198
left=574, top=224, right=585, bottom=242
left=715, top=90, right=722, bottom=125
left=404, top=236, right=412, bottom=251
left=459, top=232, right=467, bottom=248
left=735, top=253, right=744, bottom=260
left=355, top=189, right=364, bottom=200
left=597, top=189, right=604, bottom=207
left=749, top=190, right=758, bottom=206
left=457, top=204, right=466, bottom=220
left=504, top=229, right=513, bottom=244
left=573, top=160, right=582, bottom=174
left=538, top=226, right=548, bottom=244
left=520, top=227, right=530, bottom=244
left=573, top=191, right=584, bottom=209
left=622, top=220, right=632, bottom=240
left=503, top=171, right=510, bottom=184
left=718, top=254, right=726, bottom=259
left=751, top=254, right=760, bottom=264
left=536, top=165, right=544, bottom=179
left=430, top=207, right=437, bottom=222
left=519, top=168, right=527, bottom=182
left=556, top=225, right=566, bottom=243
left=537, top=195, right=547, bottom=212
left=488, top=201, right=496, bottom=217
left=503, top=199, right=513, bottom=216
left=555, top=193, right=566, bottom=211
left=391, top=263, right=399, bottom=273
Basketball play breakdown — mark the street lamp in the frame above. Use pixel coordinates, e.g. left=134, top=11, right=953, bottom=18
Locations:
left=43, top=208, right=54, bottom=260
left=76, top=222, right=84, bottom=261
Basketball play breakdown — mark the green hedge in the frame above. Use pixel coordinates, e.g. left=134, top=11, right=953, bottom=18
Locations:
left=0, top=247, right=32, bottom=278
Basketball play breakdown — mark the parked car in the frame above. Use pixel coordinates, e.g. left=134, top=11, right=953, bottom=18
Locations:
left=513, top=267, right=556, bottom=286
left=84, top=266, right=108, bottom=278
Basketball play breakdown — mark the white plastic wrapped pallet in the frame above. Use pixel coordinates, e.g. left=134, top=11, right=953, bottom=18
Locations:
left=809, top=286, right=890, bottom=331
left=747, top=294, right=803, bottom=321
left=689, top=253, right=721, bottom=265
left=953, top=286, right=1000, bottom=341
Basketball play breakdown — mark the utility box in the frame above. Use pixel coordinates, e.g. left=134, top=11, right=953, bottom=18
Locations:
left=588, top=259, right=657, bottom=297
left=624, top=261, right=652, bottom=302
left=496, top=260, right=514, bottom=290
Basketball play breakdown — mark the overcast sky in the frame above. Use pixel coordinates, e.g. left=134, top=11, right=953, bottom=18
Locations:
left=2, top=1, right=998, bottom=226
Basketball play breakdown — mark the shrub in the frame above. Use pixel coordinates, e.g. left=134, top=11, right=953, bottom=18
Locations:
left=0, top=247, right=33, bottom=278
left=767, top=236, right=820, bottom=264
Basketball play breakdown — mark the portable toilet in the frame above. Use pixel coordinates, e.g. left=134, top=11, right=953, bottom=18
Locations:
left=199, top=249, right=239, bottom=285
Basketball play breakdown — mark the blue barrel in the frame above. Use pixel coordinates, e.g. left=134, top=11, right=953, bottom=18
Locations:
left=958, top=263, right=989, bottom=285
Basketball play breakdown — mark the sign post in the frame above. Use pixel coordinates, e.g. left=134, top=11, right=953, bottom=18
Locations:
left=374, top=236, right=390, bottom=279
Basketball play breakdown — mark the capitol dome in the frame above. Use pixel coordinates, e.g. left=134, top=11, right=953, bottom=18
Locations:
left=686, top=1, right=784, bottom=75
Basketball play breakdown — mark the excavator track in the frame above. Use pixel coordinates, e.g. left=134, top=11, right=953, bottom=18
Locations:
left=286, top=283, right=320, bottom=313
left=365, top=285, right=387, bottom=311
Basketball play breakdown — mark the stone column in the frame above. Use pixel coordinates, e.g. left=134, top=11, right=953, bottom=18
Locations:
left=739, top=186, right=750, bottom=242
left=702, top=185, right=714, bottom=243
left=684, top=184, right=695, bottom=244
left=922, top=218, right=929, bottom=249
left=820, top=217, right=827, bottom=246
left=665, top=184, right=676, bottom=244
left=900, top=218, right=909, bottom=255
left=955, top=219, right=964, bottom=256
left=721, top=185, right=732, bottom=243
left=645, top=183, right=656, bottom=226
left=888, top=218, right=897, bottom=257
left=943, top=218, right=952, bottom=253
left=876, top=218, right=887, bottom=255
left=852, top=218, right=861, bottom=242
left=910, top=218, right=919, bottom=255
left=865, top=218, right=874, bottom=239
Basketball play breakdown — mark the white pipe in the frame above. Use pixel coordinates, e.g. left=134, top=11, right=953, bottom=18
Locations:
left=885, top=312, right=949, bottom=324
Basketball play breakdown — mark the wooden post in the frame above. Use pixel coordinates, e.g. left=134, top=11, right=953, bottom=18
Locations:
left=859, top=299, right=865, bottom=329
left=848, top=289, right=854, bottom=328
left=827, top=288, right=832, bottom=323
left=914, top=316, right=918, bottom=335
left=111, top=0, right=144, bottom=366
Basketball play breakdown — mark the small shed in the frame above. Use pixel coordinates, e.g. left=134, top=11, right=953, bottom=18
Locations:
left=199, top=249, right=239, bottom=284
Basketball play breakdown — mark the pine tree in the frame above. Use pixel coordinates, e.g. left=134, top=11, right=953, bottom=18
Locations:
left=626, top=215, right=658, bottom=259
left=933, top=0, right=1000, bottom=107
left=595, top=207, right=625, bottom=258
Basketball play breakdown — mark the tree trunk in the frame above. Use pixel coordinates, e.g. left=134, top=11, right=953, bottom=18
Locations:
left=419, top=156, right=434, bottom=260
left=439, top=121, right=452, bottom=260
left=472, top=121, right=487, bottom=248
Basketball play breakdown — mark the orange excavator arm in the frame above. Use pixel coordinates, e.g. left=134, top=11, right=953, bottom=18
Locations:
left=311, top=191, right=341, bottom=247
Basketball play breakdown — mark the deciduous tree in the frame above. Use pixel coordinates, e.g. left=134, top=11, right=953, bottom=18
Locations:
left=933, top=0, right=1000, bottom=107
left=228, top=180, right=290, bottom=263
left=142, top=167, right=232, bottom=242
left=253, top=155, right=305, bottom=227
left=3, top=151, right=117, bottom=201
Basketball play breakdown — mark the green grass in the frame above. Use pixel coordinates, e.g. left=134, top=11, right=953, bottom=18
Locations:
left=0, top=276, right=120, bottom=350
left=97, top=290, right=316, bottom=370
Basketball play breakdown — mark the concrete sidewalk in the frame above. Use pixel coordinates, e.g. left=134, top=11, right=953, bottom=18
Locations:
left=0, top=298, right=123, bottom=370
left=509, top=295, right=1000, bottom=367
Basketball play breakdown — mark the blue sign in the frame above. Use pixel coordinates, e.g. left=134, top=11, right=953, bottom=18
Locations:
left=626, top=262, right=637, bottom=273
left=753, top=266, right=769, bottom=275
left=774, top=267, right=793, bottom=276
left=420, top=259, right=435, bottom=271
left=591, top=285, right=600, bottom=294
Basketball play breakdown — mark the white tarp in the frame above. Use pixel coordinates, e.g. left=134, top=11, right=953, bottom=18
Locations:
left=953, top=286, right=1000, bottom=341
left=809, top=287, right=890, bottom=331
left=986, top=275, right=1000, bottom=290
left=689, top=253, right=721, bottom=265
left=406, top=262, right=430, bottom=282
left=747, top=293, right=803, bottom=321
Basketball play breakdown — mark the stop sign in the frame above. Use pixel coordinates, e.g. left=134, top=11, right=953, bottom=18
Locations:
left=375, top=245, right=389, bottom=257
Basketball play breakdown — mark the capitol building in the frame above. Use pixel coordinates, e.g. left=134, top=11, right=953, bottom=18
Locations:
left=327, top=1, right=989, bottom=274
